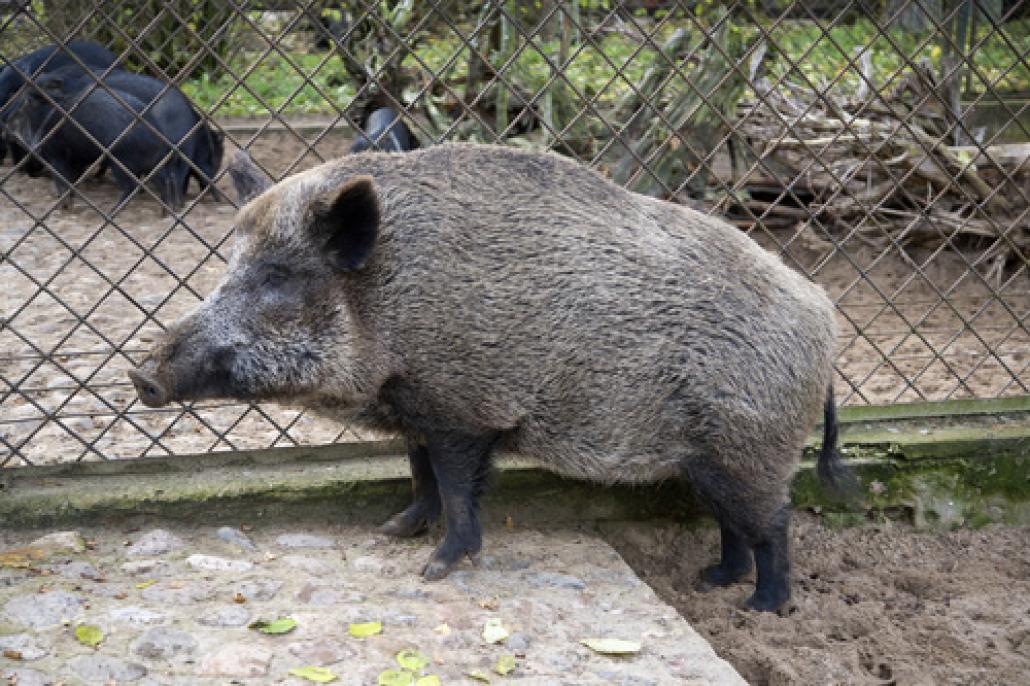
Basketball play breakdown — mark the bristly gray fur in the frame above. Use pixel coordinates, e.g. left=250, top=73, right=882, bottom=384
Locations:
left=141, top=142, right=838, bottom=534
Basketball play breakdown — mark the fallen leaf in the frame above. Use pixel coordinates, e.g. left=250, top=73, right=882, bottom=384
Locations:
left=377, top=669, right=414, bottom=686
left=248, top=617, right=297, bottom=634
left=432, top=623, right=451, bottom=636
left=74, top=624, right=103, bottom=648
left=0, top=547, right=47, bottom=569
left=3, top=649, right=22, bottom=660
left=467, top=671, right=491, bottom=683
left=289, top=666, right=338, bottom=683
left=478, top=596, right=499, bottom=610
left=580, top=637, right=642, bottom=655
left=415, top=677, right=441, bottom=686
left=494, top=654, right=516, bottom=675
left=396, top=648, right=429, bottom=671
left=233, top=592, right=247, bottom=604
left=348, top=621, right=383, bottom=638
left=135, top=580, right=156, bottom=590
left=482, top=618, right=509, bottom=644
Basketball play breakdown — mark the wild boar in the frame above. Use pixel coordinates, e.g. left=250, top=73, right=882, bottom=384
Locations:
left=128, top=144, right=849, bottom=612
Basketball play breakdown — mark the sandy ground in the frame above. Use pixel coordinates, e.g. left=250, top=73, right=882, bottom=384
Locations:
left=1, top=129, right=1028, bottom=466
left=606, top=512, right=1030, bottom=686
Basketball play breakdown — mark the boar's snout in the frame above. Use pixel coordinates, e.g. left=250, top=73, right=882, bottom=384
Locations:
left=128, top=367, right=171, bottom=408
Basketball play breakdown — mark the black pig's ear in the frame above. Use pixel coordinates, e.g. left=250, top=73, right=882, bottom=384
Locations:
left=311, top=175, right=380, bottom=271
left=228, top=150, right=272, bottom=205
left=31, top=76, right=63, bottom=101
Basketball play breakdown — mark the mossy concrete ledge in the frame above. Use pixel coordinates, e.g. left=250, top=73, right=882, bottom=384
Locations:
left=1, top=398, right=1028, bottom=529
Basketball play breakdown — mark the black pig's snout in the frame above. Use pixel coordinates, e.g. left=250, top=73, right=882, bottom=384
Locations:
left=128, top=368, right=170, bottom=408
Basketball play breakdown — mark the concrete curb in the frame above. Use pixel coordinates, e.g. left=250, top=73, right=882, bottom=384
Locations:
left=2, top=400, right=1028, bottom=529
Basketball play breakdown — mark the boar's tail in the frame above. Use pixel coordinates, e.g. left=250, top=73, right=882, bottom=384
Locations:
left=816, top=383, right=858, bottom=499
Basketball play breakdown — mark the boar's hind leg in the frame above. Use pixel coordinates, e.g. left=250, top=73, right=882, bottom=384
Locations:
left=686, top=460, right=791, bottom=613
left=748, top=505, right=791, bottom=613
left=697, top=522, right=753, bottom=590
left=379, top=440, right=442, bottom=537
left=420, top=431, right=496, bottom=581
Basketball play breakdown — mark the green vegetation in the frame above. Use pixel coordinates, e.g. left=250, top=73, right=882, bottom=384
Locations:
left=176, top=14, right=1029, bottom=119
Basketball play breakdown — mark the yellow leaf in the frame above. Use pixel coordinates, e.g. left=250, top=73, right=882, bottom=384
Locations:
left=0, top=547, right=47, bottom=568
left=377, top=669, right=414, bottom=686
left=249, top=617, right=297, bottom=634
left=75, top=624, right=103, bottom=648
left=135, top=580, right=156, bottom=590
left=580, top=637, right=642, bottom=655
left=349, top=621, right=383, bottom=638
left=494, top=654, right=516, bottom=675
left=482, top=618, right=509, bottom=644
left=415, top=677, right=441, bottom=686
left=289, top=666, right=338, bottom=683
left=396, top=648, right=429, bottom=671
left=467, top=671, right=491, bottom=683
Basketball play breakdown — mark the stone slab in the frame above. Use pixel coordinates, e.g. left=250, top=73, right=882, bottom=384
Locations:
left=0, top=522, right=745, bottom=685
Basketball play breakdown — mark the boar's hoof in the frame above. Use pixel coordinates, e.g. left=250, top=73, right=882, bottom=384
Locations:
left=379, top=499, right=441, bottom=538
left=420, top=545, right=480, bottom=581
left=378, top=512, right=430, bottom=538
left=745, top=589, right=792, bottom=615
left=127, top=369, right=170, bottom=408
left=421, top=557, right=458, bottom=581
left=695, top=561, right=753, bottom=592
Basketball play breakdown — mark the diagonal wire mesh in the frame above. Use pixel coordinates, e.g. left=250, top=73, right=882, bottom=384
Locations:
left=1, top=0, right=1027, bottom=467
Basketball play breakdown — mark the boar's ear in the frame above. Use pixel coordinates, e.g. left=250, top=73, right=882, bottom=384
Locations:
left=228, top=150, right=272, bottom=205
left=311, top=174, right=379, bottom=271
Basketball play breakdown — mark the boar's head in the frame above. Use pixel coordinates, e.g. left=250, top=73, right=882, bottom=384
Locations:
left=128, top=151, right=383, bottom=410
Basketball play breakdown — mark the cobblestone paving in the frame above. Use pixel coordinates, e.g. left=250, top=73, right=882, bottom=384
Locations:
left=0, top=522, right=744, bottom=685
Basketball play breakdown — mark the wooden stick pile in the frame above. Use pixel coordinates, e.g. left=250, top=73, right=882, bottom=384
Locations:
left=727, top=58, right=1028, bottom=279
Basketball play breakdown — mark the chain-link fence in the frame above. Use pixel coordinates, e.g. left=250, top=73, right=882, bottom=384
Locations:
left=2, top=0, right=1027, bottom=467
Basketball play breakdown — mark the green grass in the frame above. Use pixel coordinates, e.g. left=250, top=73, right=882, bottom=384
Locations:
left=180, top=51, right=357, bottom=118
left=180, top=16, right=1030, bottom=119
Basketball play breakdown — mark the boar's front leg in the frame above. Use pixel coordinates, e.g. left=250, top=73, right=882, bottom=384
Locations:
left=419, top=430, right=496, bottom=581
left=379, top=440, right=442, bottom=537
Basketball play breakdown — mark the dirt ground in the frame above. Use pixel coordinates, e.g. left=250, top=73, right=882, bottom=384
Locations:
left=1, top=129, right=1028, bottom=466
left=606, top=513, right=1030, bottom=686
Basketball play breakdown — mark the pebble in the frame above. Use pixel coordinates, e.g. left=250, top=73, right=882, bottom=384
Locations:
left=197, top=605, right=251, bottom=627
left=126, top=529, right=184, bottom=557
left=28, top=531, right=85, bottom=553
left=233, top=578, right=283, bottom=601
left=108, top=606, right=170, bottom=627
left=197, top=642, right=272, bottom=677
left=51, top=560, right=102, bottom=580
left=142, top=580, right=217, bottom=604
left=216, top=526, right=257, bottom=551
left=275, top=533, right=335, bottom=549
left=287, top=639, right=355, bottom=666
left=131, top=626, right=198, bottom=660
left=295, top=582, right=365, bottom=606
left=3, top=591, right=84, bottom=630
left=0, top=669, right=49, bottom=686
left=186, top=554, right=254, bottom=573
left=120, top=559, right=171, bottom=576
left=282, top=554, right=334, bottom=577
left=66, top=654, right=147, bottom=682
left=0, top=634, right=48, bottom=661
left=506, top=631, right=531, bottom=652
